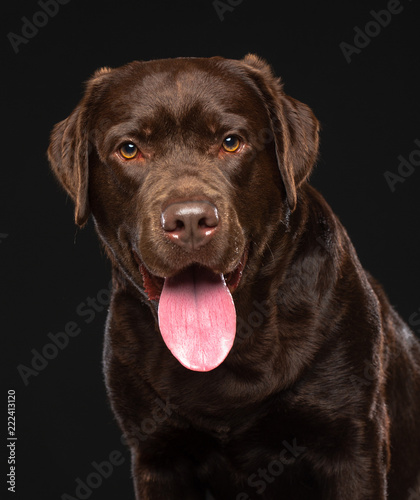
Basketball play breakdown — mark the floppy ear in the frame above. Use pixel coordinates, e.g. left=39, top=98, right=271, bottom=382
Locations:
left=47, top=67, right=113, bottom=227
left=241, top=54, right=320, bottom=211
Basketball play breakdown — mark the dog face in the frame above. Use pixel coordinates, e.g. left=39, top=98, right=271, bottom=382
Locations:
left=48, top=55, right=319, bottom=370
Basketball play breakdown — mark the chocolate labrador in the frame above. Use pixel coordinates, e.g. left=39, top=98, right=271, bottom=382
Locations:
left=48, top=55, right=420, bottom=499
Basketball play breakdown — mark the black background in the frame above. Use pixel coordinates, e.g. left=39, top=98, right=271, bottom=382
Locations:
left=3, top=0, right=420, bottom=498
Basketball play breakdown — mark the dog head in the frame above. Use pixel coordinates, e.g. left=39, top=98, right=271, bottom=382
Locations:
left=48, top=55, right=319, bottom=370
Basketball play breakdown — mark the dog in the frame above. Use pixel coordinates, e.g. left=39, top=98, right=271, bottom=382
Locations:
left=48, top=55, right=420, bottom=499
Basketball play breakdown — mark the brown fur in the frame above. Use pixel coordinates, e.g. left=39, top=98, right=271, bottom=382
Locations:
left=48, top=55, right=420, bottom=499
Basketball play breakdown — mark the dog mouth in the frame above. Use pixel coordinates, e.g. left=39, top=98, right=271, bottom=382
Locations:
left=131, top=249, right=248, bottom=372
left=133, top=250, right=247, bottom=302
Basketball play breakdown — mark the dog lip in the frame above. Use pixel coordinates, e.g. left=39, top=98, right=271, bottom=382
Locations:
left=131, top=247, right=248, bottom=301
left=224, top=248, right=248, bottom=293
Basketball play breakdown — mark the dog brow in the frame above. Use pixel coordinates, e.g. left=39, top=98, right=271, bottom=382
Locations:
left=103, top=121, right=148, bottom=147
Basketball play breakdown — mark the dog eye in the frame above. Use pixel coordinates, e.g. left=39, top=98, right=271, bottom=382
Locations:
left=119, top=142, right=139, bottom=160
left=222, top=135, right=241, bottom=153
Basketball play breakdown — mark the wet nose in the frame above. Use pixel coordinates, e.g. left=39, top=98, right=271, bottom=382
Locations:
left=161, top=201, right=219, bottom=252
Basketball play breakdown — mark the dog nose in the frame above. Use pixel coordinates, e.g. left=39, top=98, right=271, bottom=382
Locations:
left=161, top=201, right=219, bottom=251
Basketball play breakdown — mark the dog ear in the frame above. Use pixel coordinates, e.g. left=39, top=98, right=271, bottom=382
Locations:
left=241, top=54, right=320, bottom=211
left=47, top=67, right=113, bottom=227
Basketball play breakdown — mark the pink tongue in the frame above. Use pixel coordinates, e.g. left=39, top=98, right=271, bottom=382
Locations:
left=158, top=266, right=236, bottom=371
